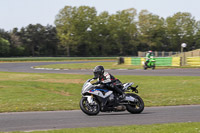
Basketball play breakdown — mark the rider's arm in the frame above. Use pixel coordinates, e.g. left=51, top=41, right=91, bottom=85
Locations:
left=101, top=72, right=112, bottom=84
left=146, top=53, right=150, bottom=60
left=92, top=78, right=101, bottom=85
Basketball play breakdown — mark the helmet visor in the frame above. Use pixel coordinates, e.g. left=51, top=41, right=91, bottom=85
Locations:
left=93, top=72, right=98, bottom=79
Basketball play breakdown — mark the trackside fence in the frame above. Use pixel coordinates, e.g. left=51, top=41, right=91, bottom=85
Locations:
left=187, top=57, right=200, bottom=66
left=123, top=57, right=181, bottom=66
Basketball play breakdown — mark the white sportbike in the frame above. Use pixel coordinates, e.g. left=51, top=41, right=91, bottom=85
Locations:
left=80, top=79, right=144, bottom=115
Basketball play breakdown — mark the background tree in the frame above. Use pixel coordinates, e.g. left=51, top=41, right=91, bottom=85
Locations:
left=0, top=29, right=11, bottom=56
left=55, top=6, right=97, bottom=56
left=89, top=11, right=110, bottom=56
left=9, top=28, right=24, bottom=56
left=194, top=21, right=200, bottom=49
left=138, top=10, right=167, bottom=51
left=17, top=24, right=58, bottom=56
left=1, top=6, right=200, bottom=57
left=39, top=25, right=58, bottom=56
left=107, top=8, right=138, bottom=55
left=18, top=24, right=44, bottom=56
left=166, top=12, right=197, bottom=51
left=0, top=29, right=10, bottom=40
left=0, top=37, right=10, bottom=56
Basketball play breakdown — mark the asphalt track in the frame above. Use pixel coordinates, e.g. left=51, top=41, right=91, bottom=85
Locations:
left=0, top=61, right=200, bottom=131
left=0, top=105, right=200, bottom=132
left=0, top=61, right=199, bottom=76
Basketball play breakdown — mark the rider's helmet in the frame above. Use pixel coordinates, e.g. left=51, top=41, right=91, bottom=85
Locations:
left=93, top=65, right=104, bottom=79
left=148, top=50, right=153, bottom=55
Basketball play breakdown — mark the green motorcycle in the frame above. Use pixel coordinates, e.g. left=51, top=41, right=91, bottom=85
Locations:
left=144, top=56, right=156, bottom=70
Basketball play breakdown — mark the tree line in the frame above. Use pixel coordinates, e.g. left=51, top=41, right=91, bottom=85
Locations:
left=0, top=6, right=200, bottom=57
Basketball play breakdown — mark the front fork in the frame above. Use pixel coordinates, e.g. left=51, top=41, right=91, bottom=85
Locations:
left=83, top=95, right=95, bottom=105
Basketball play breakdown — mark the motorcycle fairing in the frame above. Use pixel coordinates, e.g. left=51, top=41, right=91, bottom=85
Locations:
left=123, top=82, right=133, bottom=90
left=124, top=96, right=136, bottom=102
left=89, top=89, right=113, bottom=98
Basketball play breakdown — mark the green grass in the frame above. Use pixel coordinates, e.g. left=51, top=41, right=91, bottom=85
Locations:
left=34, top=62, right=200, bottom=70
left=10, top=122, right=200, bottom=133
left=0, top=57, right=116, bottom=62
left=0, top=71, right=199, bottom=113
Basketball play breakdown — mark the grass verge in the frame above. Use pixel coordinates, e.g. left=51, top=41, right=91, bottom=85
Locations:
left=10, top=122, right=200, bottom=133
left=34, top=62, right=200, bottom=70
left=0, top=71, right=199, bottom=113
left=0, top=57, right=116, bottom=62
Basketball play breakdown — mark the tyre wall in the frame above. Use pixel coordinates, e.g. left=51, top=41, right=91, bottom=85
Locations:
left=123, top=57, right=181, bottom=66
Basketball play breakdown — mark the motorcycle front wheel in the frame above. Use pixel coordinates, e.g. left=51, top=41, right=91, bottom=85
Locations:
left=143, top=65, right=147, bottom=70
left=126, top=93, right=144, bottom=114
left=80, top=97, right=100, bottom=116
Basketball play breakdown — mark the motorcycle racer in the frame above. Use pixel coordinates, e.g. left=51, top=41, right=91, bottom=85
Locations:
left=93, top=65, right=125, bottom=100
left=145, top=50, right=154, bottom=66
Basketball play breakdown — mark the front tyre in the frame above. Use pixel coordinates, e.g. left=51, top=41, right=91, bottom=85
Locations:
left=126, top=93, right=144, bottom=114
left=143, top=65, right=147, bottom=70
left=152, top=65, right=155, bottom=70
left=80, top=97, right=100, bottom=116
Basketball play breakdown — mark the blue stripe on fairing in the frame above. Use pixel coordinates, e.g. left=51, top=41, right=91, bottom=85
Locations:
left=90, top=89, right=109, bottom=92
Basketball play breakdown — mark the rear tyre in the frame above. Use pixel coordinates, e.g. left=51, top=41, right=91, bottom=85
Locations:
left=126, top=93, right=144, bottom=114
left=80, top=97, right=100, bottom=116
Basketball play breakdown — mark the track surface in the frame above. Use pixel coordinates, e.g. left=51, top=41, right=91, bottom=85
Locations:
left=0, top=61, right=199, bottom=76
left=0, top=105, right=200, bottom=132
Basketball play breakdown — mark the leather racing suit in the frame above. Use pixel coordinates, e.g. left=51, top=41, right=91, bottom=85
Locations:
left=94, top=72, right=125, bottom=97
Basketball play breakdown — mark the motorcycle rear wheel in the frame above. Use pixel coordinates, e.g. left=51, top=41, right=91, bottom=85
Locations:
left=126, top=93, right=144, bottom=114
left=80, top=97, right=100, bottom=115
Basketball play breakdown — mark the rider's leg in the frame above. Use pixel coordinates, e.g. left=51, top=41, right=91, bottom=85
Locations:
left=114, top=85, right=125, bottom=99
left=145, top=60, right=149, bottom=66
